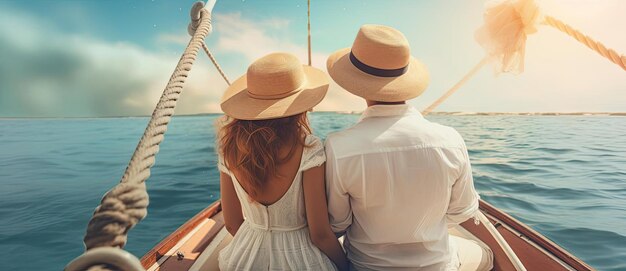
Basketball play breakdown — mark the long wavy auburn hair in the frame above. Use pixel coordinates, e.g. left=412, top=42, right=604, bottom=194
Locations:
left=218, top=112, right=312, bottom=196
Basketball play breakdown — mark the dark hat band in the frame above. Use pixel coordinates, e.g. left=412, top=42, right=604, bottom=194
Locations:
left=349, top=51, right=408, bottom=78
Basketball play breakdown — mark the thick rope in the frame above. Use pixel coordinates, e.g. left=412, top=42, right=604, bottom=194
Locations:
left=307, top=0, right=312, bottom=66
left=544, top=15, right=626, bottom=72
left=201, top=41, right=231, bottom=85
left=83, top=5, right=213, bottom=251
left=421, top=57, right=490, bottom=116
left=84, top=182, right=149, bottom=250
left=86, top=265, right=116, bottom=271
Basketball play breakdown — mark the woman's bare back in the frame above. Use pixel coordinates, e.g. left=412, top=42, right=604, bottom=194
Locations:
left=231, top=142, right=304, bottom=206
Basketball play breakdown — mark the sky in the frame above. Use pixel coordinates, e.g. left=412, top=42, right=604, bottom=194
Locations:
left=0, top=0, right=625, bottom=117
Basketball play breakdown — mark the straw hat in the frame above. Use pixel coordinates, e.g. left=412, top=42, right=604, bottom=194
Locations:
left=327, top=24, right=430, bottom=102
left=220, top=52, right=329, bottom=120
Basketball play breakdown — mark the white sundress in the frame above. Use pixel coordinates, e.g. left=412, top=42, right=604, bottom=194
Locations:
left=217, top=135, right=337, bottom=271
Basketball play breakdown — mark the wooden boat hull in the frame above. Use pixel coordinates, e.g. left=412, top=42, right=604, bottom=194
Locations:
left=141, top=200, right=593, bottom=271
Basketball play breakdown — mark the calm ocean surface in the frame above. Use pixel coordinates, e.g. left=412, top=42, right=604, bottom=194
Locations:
left=1, top=113, right=625, bottom=271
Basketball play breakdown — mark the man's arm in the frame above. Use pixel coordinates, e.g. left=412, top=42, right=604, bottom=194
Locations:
left=446, top=144, right=480, bottom=225
left=325, top=139, right=352, bottom=234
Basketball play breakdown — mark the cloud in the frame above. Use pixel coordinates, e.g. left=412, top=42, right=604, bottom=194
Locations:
left=0, top=8, right=362, bottom=117
left=156, top=33, right=191, bottom=46
left=0, top=7, right=226, bottom=117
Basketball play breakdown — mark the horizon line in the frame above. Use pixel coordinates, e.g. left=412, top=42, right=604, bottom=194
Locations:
left=2, top=111, right=626, bottom=119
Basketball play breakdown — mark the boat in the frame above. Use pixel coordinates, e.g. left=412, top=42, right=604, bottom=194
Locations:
left=65, top=0, right=625, bottom=270
left=139, top=199, right=593, bottom=271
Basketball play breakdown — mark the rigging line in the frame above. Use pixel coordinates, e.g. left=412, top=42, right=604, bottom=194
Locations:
left=543, top=15, right=626, bottom=72
left=201, top=41, right=232, bottom=85
left=307, top=0, right=312, bottom=66
left=421, top=57, right=490, bottom=116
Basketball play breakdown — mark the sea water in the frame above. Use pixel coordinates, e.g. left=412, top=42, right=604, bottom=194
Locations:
left=1, top=113, right=625, bottom=271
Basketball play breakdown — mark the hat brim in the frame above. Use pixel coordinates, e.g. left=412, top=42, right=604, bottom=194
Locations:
left=327, top=48, right=430, bottom=102
left=220, top=65, right=329, bottom=120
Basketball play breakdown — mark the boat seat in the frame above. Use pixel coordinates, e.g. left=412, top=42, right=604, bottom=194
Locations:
left=186, top=228, right=232, bottom=271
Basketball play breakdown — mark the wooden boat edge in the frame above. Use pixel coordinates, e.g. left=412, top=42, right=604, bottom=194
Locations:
left=140, top=201, right=222, bottom=269
left=476, top=200, right=594, bottom=271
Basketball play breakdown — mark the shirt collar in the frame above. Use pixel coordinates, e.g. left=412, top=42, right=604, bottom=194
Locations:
left=358, top=104, right=423, bottom=122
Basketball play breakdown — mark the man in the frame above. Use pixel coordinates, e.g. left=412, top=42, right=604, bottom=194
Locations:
left=324, top=24, right=493, bottom=271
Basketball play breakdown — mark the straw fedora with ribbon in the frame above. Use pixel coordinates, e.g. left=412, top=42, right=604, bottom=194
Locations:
left=327, top=24, right=430, bottom=102
left=221, top=52, right=329, bottom=120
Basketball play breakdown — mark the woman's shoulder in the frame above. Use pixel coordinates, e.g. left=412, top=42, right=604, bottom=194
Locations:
left=301, top=134, right=326, bottom=170
left=305, top=134, right=323, bottom=146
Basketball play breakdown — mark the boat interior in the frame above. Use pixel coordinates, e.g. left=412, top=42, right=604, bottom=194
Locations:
left=141, top=200, right=593, bottom=271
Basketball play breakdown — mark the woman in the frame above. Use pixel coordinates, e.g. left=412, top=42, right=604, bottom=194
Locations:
left=216, top=52, right=348, bottom=270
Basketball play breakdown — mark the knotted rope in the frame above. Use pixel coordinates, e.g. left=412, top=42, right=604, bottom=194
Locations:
left=83, top=1, right=213, bottom=251
left=84, top=183, right=149, bottom=249
left=544, top=15, right=626, bottom=72
left=187, top=1, right=231, bottom=85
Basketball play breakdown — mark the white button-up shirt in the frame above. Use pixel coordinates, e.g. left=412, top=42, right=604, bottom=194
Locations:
left=325, top=104, right=480, bottom=270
